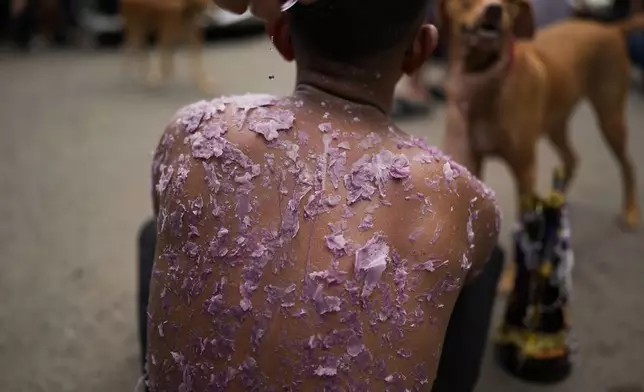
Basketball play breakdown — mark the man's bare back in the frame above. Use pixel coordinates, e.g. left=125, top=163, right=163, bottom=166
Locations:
left=147, top=89, right=500, bottom=391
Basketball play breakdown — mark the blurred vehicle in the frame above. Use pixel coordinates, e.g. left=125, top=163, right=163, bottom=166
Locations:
left=80, top=0, right=263, bottom=46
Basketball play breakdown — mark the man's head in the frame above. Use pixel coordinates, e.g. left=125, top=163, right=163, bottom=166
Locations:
left=268, top=0, right=436, bottom=77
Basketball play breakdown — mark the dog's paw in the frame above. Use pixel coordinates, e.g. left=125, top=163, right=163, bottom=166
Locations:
left=497, top=267, right=516, bottom=295
left=619, top=208, right=641, bottom=230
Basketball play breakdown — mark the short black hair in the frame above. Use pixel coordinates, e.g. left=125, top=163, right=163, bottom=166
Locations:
left=288, top=0, right=430, bottom=64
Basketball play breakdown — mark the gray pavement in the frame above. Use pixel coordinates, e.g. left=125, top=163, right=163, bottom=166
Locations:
left=0, top=37, right=643, bottom=392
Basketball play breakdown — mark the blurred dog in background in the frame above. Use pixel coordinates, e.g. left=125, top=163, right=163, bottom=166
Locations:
left=442, top=0, right=643, bottom=291
left=121, top=0, right=215, bottom=93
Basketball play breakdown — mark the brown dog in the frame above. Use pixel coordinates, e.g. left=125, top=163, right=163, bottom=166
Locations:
left=121, top=0, right=214, bottom=93
left=441, top=0, right=643, bottom=291
left=442, top=0, right=642, bottom=226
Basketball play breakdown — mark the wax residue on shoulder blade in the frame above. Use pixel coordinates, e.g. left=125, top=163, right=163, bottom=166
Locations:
left=344, top=149, right=410, bottom=205
left=354, top=232, right=390, bottom=298
left=248, top=107, right=295, bottom=141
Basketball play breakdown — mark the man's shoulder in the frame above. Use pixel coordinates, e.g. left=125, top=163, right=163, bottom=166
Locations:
left=159, top=93, right=302, bottom=156
left=169, top=93, right=283, bottom=133
left=406, top=146, right=495, bottom=200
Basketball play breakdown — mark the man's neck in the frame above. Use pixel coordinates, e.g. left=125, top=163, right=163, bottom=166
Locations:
left=294, top=63, right=399, bottom=116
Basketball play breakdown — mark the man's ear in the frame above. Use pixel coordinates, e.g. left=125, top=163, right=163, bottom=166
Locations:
left=512, top=0, right=536, bottom=39
left=402, top=24, right=437, bottom=75
left=266, top=14, right=295, bottom=62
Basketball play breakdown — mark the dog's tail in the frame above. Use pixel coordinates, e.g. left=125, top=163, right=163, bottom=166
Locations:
left=612, top=12, right=644, bottom=34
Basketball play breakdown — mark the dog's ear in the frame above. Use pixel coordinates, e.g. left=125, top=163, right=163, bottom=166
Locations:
left=512, top=0, right=536, bottom=39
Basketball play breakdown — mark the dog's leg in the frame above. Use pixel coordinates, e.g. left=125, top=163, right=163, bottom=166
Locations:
left=548, top=122, right=579, bottom=192
left=498, top=154, right=538, bottom=295
left=594, top=111, right=640, bottom=229
left=123, top=10, right=150, bottom=82
left=148, top=10, right=180, bottom=88
left=586, top=56, right=640, bottom=229
left=186, top=19, right=214, bottom=94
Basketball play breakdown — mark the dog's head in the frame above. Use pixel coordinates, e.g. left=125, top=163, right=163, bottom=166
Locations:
left=439, top=0, right=535, bottom=71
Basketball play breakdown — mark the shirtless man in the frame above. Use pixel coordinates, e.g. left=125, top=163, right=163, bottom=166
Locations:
left=146, top=0, right=501, bottom=390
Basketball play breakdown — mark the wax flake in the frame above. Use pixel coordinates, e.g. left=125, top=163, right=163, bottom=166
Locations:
left=174, top=156, right=190, bottom=192
left=396, top=138, right=415, bottom=150
left=318, top=122, right=333, bottom=133
left=189, top=196, right=203, bottom=217
left=281, top=186, right=311, bottom=241
left=304, top=191, right=329, bottom=219
left=343, top=280, right=361, bottom=305
left=430, top=222, right=443, bottom=245
left=358, top=132, right=382, bottom=150
left=248, top=107, right=295, bottom=141
left=343, top=156, right=377, bottom=204
left=443, top=160, right=458, bottom=185
left=413, top=152, right=440, bottom=164
left=322, top=329, right=354, bottom=349
left=240, top=298, right=252, bottom=311
left=466, top=209, right=476, bottom=247
left=354, top=232, right=390, bottom=298
left=187, top=224, right=200, bottom=239
left=413, top=258, right=448, bottom=273
left=461, top=253, right=472, bottom=271
left=264, top=283, right=297, bottom=307
left=209, top=367, right=238, bottom=390
left=171, top=351, right=184, bottom=364
left=358, top=214, right=374, bottom=231
left=314, top=291, right=342, bottom=315
left=338, top=141, right=351, bottom=150
left=346, top=341, right=365, bottom=357
left=389, top=154, right=411, bottom=179
left=156, top=164, right=174, bottom=194
left=238, top=356, right=261, bottom=389
left=375, top=358, right=387, bottom=378
left=309, top=268, right=347, bottom=285
left=328, top=147, right=347, bottom=190
left=407, top=305, right=425, bottom=327
left=314, top=366, right=338, bottom=377
left=250, top=311, right=271, bottom=352
left=325, top=194, right=342, bottom=207
left=285, top=143, right=300, bottom=163
left=325, top=233, right=347, bottom=257
left=413, top=363, right=430, bottom=387
left=176, top=100, right=221, bottom=134
left=298, top=130, right=309, bottom=146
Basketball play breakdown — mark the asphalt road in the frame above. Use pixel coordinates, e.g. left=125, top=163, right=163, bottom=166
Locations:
left=1, top=35, right=643, bottom=392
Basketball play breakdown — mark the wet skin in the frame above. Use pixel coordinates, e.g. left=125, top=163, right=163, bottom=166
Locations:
left=147, top=88, right=501, bottom=391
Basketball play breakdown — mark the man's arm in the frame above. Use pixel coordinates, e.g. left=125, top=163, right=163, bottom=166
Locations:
left=449, top=160, right=501, bottom=284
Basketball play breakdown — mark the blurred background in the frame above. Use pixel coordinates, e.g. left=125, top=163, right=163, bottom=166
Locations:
left=0, top=0, right=643, bottom=391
